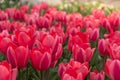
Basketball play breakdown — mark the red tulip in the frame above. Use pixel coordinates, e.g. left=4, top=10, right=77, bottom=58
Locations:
left=72, top=44, right=95, bottom=63
left=98, top=39, right=109, bottom=56
left=108, top=12, right=120, bottom=31
left=30, top=49, right=51, bottom=71
left=50, top=23, right=66, bottom=43
left=0, top=37, right=12, bottom=54
left=68, top=32, right=90, bottom=51
left=13, top=9, right=24, bottom=21
left=7, top=46, right=29, bottom=69
left=58, top=59, right=89, bottom=80
left=0, top=10, right=8, bottom=21
left=36, top=14, right=52, bottom=28
left=5, top=8, right=16, bottom=18
left=54, top=11, right=66, bottom=24
left=92, top=9, right=105, bottom=20
left=0, top=60, right=17, bottom=80
left=86, top=28, right=99, bottom=41
left=20, top=5, right=29, bottom=13
left=24, top=13, right=38, bottom=25
left=0, top=21, right=10, bottom=32
left=13, top=28, right=36, bottom=48
left=36, top=31, right=63, bottom=67
left=104, top=31, right=120, bottom=45
left=109, top=44, right=120, bottom=60
left=90, top=70, right=105, bottom=80
left=105, top=59, right=120, bottom=80
left=101, top=18, right=112, bottom=33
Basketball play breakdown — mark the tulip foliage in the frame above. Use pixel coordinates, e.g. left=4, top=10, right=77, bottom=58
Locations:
left=0, top=2, right=120, bottom=80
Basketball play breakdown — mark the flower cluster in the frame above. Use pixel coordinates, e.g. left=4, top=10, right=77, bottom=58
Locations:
left=0, top=2, right=120, bottom=80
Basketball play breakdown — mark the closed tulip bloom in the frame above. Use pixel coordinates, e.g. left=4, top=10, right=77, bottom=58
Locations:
left=86, top=28, right=99, bottom=41
left=30, top=49, right=51, bottom=71
left=105, top=59, right=120, bottom=80
left=72, top=44, right=95, bottom=63
left=98, top=39, right=109, bottom=56
left=0, top=60, right=17, bottom=80
left=7, top=46, right=29, bottom=69
left=101, top=18, right=112, bottom=33
left=36, top=32, right=62, bottom=67
left=0, top=37, right=12, bottom=54
left=0, top=11, right=8, bottom=21
left=90, top=70, right=105, bottom=80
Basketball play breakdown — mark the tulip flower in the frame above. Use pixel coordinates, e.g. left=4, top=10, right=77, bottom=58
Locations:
left=5, top=8, right=16, bottom=18
left=30, top=48, right=51, bottom=71
left=92, top=9, right=105, bottom=20
left=90, top=70, right=105, bottom=80
left=104, top=31, right=120, bottom=45
left=98, top=39, right=110, bottom=56
left=13, top=28, right=36, bottom=48
left=0, top=60, right=17, bottom=80
left=0, top=10, right=8, bottom=21
left=72, top=44, right=95, bottom=63
left=109, top=44, right=120, bottom=60
left=7, top=46, right=29, bottom=69
left=0, top=37, right=12, bottom=54
left=101, top=18, right=112, bottom=33
left=35, top=31, right=62, bottom=67
left=50, top=23, right=66, bottom=43
left=68, top=32, right=90, bottom=51
left=86, top=28, right=99, bottom=41
left=58, top=59, right=89, bottom=80
left=36, top=14, right=52, bottom=28
left=105, top=59, right=120, bottom=80
left=108, top=12, right=120, bottom=31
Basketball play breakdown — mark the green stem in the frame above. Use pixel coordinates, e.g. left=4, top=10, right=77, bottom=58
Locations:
left=26, top=65, right=29, bottom=80
left=18, top=69, right=22, bottom=80
left=46, top=69, right=50, bottom=80
left=40, top=71, right=44, bottom=80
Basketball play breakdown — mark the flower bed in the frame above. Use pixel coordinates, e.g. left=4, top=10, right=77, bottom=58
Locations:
left=0, top=2, right=120, bottom=80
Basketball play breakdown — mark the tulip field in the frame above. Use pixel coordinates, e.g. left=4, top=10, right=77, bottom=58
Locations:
left=0, top=1, right=120, bottom=80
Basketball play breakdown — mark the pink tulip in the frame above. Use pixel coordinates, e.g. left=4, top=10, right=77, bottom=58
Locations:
left=109, top=44, right=120, bottom=60
left=0, top=10, right=8, bottom=21
left=98, top=39, right=109, bottom=56
left=92, top=9, right=105, bottom=20
left=90, top=70, right=105, bottom=80
left=101, top=18, right=112, bottom=33
left=0, top=37, right=12, bottom=54
left=105, top=59, right=120, bottom=80
left=35, top=31, right=63, bottom=67
left=30, top=49, right=51, bottom=71
left=7, top=46, right=29, bottom=69
left=86, top=28, right=99, bottom=41
left=72, top=44, right=95, bottom=63
left=68, top=32, right=90, bottom=51
left=58, top=59, right=89, bottom=80
left=0, top=60, right=17, bottom=80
